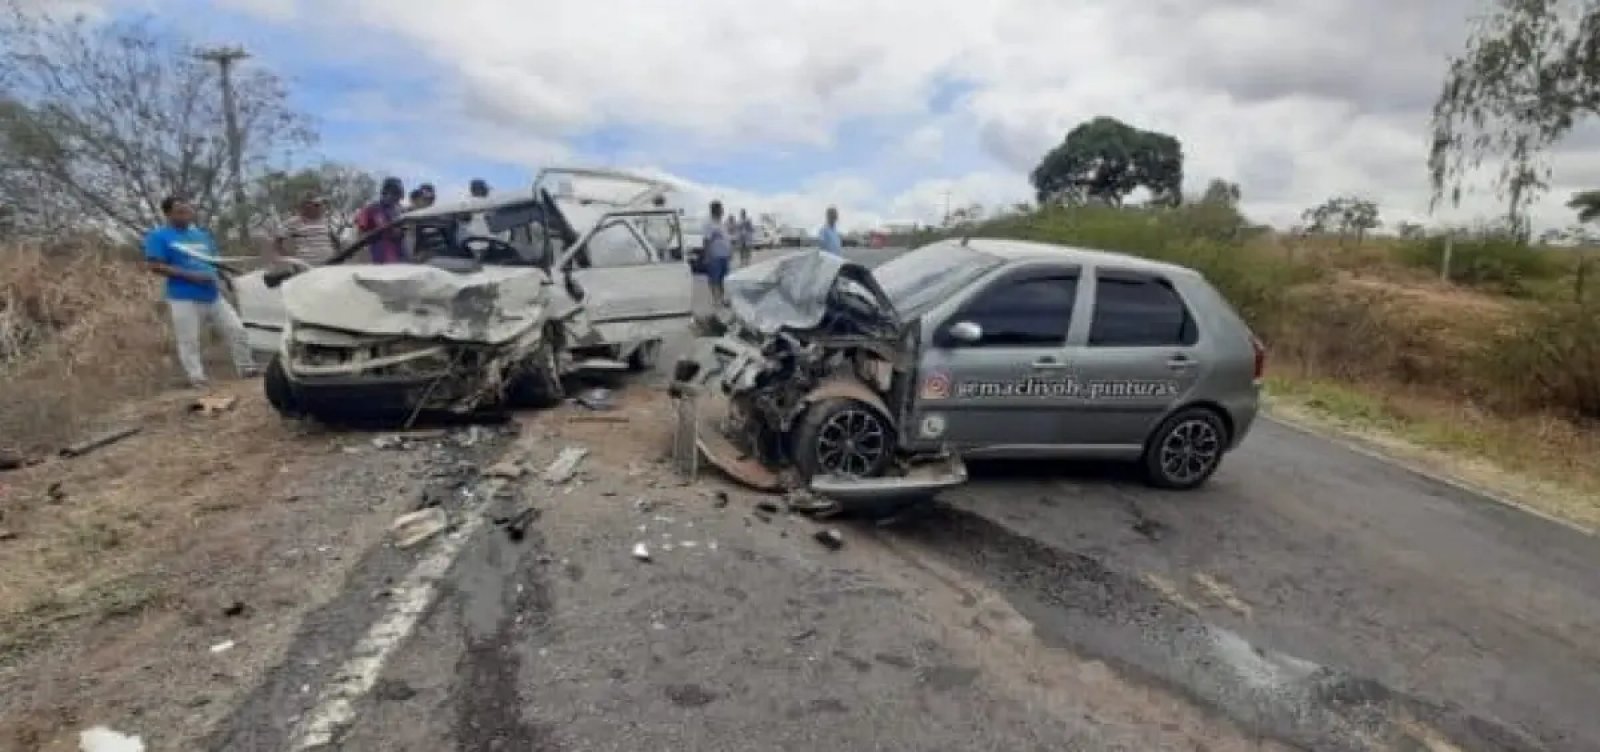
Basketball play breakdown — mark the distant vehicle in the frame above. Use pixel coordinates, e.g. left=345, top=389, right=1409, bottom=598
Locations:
left=675, top=238, right=1266, bottom=503
left=778, top=226, right=810, bottom=246
left=751, top=224, right=778, bottom=249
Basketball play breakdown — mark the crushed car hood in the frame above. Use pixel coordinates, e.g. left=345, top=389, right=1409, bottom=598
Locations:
left=723, top=250, right=897, bottom=335
left=282, top=264, right=559, bottom=345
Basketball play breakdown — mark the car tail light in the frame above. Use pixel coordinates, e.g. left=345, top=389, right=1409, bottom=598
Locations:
left=1250, top=335, right=1266, bottom=384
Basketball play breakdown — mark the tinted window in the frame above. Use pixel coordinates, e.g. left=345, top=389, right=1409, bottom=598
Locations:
left=583, top=221, right=652, bottom=267
left=1089, top=273, right=1197, bottom=346
left=957, top=275, right=1077, bottom=346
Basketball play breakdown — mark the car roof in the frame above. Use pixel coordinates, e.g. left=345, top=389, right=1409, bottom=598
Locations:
left=401, top=194, right=542, bottom=220
left=956, top=237, right=1201, bottom=278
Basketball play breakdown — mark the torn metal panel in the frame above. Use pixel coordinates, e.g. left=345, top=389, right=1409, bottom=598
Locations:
left=282, top=265, right=552, bottom=345
left=723, top=250, right=899, bottom=336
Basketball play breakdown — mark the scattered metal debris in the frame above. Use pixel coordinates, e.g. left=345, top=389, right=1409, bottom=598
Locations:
left=785, top=490, right=839, bottom=516
left=59, top=426, right=141, bottom=458
left=504, top=507, right=538, bottom=541
left=209, top=640, right=236, bottom=655
left=222, top=601, right=249, bottom=618
left=543, top=446, right=589, bottom=484
left=712, top=490, right=730, bottom=508
left=574, top=387, right=615, bottom=410
left=484, top=460, right=527, bottom=479
left=372, top=434, right=411, bottom=451
left=789, top=628, right=817, bottom=643
left=813, top=529, right=845, bottom=550
left=79, top=726, right=145, bottom=752
left=392, top=508, right=449, bottom=548
left=632, top=542, right=652, bottom=561
left=755, top=500, right=781, bottom=515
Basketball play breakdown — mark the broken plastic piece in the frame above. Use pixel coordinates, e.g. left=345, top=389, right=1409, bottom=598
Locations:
left=544, top=446, right=589, bottom=484
left=813, top=529, right=844, bottom=550
left=209, top=640, right=235, bottom=654
left=574, top=387, right=614, bottom=410
left=79, top=726, right=145, bottom=752
left=392, top=507, right=449, bottom=548
left=632, top=542, right=651, bottom=561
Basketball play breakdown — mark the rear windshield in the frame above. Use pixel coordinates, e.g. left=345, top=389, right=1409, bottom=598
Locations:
left=873, top=242, right=1004, bottom=317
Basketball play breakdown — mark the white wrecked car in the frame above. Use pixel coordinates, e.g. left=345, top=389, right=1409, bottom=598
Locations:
left=235, top=168, right=693, bottom=421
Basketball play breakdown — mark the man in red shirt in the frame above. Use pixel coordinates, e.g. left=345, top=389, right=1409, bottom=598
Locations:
left=355, top=177, right=407, bottom=263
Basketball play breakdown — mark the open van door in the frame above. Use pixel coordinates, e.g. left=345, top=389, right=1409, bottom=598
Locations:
left=558, top=210, right=692, bottom=358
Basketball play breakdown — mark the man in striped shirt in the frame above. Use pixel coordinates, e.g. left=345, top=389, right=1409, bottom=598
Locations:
left=269, top=192, right=338, bottom=268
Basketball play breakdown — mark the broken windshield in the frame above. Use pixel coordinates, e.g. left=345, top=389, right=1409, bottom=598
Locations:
left=872, top=242, right=1004, bottom=317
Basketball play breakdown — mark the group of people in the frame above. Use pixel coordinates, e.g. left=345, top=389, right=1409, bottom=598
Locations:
left=142, top=176, right=494, bottom=388
left=700, top=202, right=845, bottom=306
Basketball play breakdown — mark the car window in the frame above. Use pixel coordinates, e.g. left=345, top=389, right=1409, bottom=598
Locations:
left=1089, top=273, right=1198, bottom=347
left=581, top=220, right=652, bottom=268
left=955, top=274, right=1078, bottom=346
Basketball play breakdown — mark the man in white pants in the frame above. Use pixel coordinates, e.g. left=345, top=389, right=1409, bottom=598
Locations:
left=143, top=196, right=258, bottom=389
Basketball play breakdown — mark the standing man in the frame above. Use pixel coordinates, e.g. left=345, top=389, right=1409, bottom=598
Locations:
left=817, top=206, right=843, bottom=256
left=469, top=178, right=490, bottom=198
left=736, top=209, right=754, bottom=267
left=267, top=192, right=337, bottom=269
left=703, top=200, right=733, bottom=307
left=143, top=196, right=258, bottom=389
left=355, top=177, right=407, bottom=263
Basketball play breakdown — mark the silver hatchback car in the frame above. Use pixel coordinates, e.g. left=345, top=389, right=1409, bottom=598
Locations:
left=679, top=238, right=1265, bottom=499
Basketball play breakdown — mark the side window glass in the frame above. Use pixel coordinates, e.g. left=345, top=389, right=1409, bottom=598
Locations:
left=583, top=221, right=652, bottom=268
left=957, top=275, right=1077, bottom=346
left=1089, top=274, right=1197, bottom=347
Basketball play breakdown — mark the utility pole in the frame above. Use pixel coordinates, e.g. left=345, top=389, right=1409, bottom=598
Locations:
left=942, top=190, right=951, bottom=229
left=195, top=46, right=251, bottom=247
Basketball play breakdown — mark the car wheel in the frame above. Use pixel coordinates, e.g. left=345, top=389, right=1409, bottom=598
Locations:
left=263, top=355, right=304, bottom=418
left=1141, top=407, right=1227, bottom=490
left=506, top=332, right=566, bottom=409
left=627, top=340, right=662, bottom=372
left=791, top=398, right=895, bottom=482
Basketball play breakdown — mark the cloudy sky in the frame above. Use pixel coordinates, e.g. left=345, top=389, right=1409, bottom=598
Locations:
left=45, top=0, right=1600, bottom=232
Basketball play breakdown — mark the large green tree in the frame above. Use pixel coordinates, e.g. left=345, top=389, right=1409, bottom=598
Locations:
left=1430, top=0, right=1600, bottom=232
left=1030, top=116, right=1184, bottom=208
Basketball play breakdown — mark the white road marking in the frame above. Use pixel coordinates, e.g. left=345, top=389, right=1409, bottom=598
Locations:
left=288, top=479, right=502, bottom=750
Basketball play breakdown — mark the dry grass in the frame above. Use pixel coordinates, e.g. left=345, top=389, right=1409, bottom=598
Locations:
left=0, top=243, right=174, bottom=453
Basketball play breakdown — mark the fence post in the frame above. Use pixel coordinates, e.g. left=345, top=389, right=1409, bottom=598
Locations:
left=1440, top=234, right=1454, bottom=282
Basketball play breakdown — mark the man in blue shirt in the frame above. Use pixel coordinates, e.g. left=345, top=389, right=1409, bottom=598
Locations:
left=702, top=200, right=733, bottom=307
left=143, top=196, right=257, bottom=388
left=817, top=206, right=843, bottom=255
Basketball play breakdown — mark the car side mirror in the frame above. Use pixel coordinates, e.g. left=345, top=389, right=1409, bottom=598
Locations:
left=947, top=321, right=983, bottom=344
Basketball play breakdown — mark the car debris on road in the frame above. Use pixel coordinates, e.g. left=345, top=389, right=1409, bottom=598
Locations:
left=392, top=507, right=449, bottom=548
left=543, top=446, right=588, bottom=484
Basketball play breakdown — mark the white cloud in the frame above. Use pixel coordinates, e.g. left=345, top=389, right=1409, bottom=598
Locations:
left=219, top=0, right=1600, bottom=231
left=216, top=0, right=298, bottom=22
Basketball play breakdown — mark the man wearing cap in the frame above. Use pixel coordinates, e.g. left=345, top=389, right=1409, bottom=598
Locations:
left=268, top=192, right=338, bottom=269
left=355, top=177, right=407, bottom=263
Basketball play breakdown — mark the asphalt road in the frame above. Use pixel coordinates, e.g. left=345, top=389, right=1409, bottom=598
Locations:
left=212, top=244, right=1600, bottom=751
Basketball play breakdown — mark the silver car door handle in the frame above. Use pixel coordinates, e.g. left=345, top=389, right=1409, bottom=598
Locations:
left=1032, top=358, right=1071, bottom=370
left=1167, top=355, right=1195, bottom=370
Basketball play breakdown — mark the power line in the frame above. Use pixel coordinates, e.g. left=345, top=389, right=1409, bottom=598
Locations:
left=195, top=46, right=251, bottom=246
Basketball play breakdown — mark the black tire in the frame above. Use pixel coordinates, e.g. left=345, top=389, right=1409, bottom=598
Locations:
left=627, top=339, right=661, bottom=372
left=790, top=398, right=895, bottom=482
left=263, top=355, right=303, bottom=418
left=505, top=333, right=566, bottom=409
left=1141, top=406, right=1228, bottom=490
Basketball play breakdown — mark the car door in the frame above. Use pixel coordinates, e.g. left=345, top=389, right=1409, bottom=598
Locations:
left=1063, top=267, right=1204, bottom=447
left=561, top=214, right=693, bottom=346
left=908, top=265, right=1081, bottom=455
left=233, top=269, right=287, bottom=359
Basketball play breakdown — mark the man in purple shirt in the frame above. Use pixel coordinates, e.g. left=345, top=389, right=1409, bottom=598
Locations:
left=355, top=177, right=407, bottom=263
